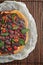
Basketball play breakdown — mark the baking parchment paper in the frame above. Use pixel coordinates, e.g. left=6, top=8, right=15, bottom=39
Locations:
left=0, top=1, right=38, bottom=63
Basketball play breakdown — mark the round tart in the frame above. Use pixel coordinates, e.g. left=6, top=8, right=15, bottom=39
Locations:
left=0, top=10, right=29, bottom=55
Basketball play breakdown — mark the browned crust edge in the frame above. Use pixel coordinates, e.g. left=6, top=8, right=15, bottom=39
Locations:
left=0, top=10, right=29, bottom=54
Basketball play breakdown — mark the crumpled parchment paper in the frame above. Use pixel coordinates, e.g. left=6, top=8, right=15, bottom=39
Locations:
left=0, top=1, right=38, bottom=63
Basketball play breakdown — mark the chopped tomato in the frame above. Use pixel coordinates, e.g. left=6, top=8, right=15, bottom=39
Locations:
left=2, top=28, right=6, bottom=33
left=7, top=47, right=12, bottom=51
left=14, top=36, right=19, bottom=42
left=14, top=46, right=18, bottom=50
left=12, top=23, right=16, bottom=27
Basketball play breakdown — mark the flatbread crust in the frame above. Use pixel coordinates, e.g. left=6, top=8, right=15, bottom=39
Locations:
left=1, top=10, right=29, bottom=54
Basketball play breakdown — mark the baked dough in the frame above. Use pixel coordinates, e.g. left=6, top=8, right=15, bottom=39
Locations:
left=1, top=10, right=29, bottom=54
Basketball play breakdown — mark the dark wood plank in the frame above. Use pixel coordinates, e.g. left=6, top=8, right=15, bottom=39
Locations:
left=0, top=0, right=21, bottom=3
left=21, top=0, right=43, bottom=2
left=24, top=2, right=43, bottom=65
left=41, top=2, right=43, bottom=63
left=0, top=0, right=43, bottom=3
left=33, top=2, right=41, bottom=63
left=12, top=2, right=43, bottom=65
left=24, top=2, right=41, bottom=64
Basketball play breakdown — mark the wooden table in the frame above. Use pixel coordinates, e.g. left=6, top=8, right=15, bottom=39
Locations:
left=0, top=0, right=43, bottom=65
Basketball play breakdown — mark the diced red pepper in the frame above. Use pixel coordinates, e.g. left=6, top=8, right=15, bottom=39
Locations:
left=7, top=47, right=12, bottom=51
left=2, top=28, right=6, bottom=33
left=12, top=23, right=16, bottom=27
left=14, top=46, right=18, bottom=50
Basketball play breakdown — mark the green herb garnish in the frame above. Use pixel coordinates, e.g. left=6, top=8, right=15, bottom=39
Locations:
left=12, top=16, right=14, bottom=22
left=0, top=40, right=4, bottom=48
left=13, top=26, right=19, bottom=30
left=1, top=32, right=9, bottom=36
left=1, top=19, right=4, bottom=24
left=21, top=28, right=29, bottom=34
left=12, top=13, right=17, bottom=21
left=11, top=39, right=14, bottom=43
left=19, top=39, right=25, bottom=45
left=12, top=13, right=17, bottom=17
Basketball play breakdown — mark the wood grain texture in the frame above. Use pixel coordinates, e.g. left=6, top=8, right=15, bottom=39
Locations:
left=21, top=0, right=43, bottom=2
left=0, top=0, right=43, bottom=2
left=0, top=1, right=43, bottom=65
